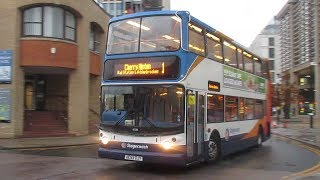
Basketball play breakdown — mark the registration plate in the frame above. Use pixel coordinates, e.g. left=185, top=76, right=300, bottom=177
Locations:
left=124, top=155, right=143, bottom=161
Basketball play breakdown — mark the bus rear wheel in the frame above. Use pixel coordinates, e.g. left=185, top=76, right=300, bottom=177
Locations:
left=208, top=136, right=220, bottom=161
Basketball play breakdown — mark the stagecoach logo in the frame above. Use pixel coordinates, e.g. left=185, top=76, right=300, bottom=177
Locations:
left=225, top=129, right=230, bottom=141
left=121, top=142, right=149, bottom=150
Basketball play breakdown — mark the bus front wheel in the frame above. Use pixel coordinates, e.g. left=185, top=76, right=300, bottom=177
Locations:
left=208, top=136, right=221, bottom=162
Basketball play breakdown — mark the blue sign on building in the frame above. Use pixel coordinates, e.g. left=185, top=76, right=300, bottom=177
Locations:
left=0, top=50, right=12, bottom=83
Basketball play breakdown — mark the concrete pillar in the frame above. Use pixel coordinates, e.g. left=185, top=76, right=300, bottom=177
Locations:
left=68, top=19, right=90, bottom=135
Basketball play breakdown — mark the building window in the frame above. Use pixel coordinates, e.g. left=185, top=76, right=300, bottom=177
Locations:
left=22, top=6, right=76, bottom=41
left=90, top=25, right=101, bottom=53
left=269, top=48, right=275, bottom=58
left=269, top=60, right=275, bottom=70
left=268, top=37, right=275, bottom=46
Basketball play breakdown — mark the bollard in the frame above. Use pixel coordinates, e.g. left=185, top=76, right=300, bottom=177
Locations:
left=308, top=113, right=314, bottom=128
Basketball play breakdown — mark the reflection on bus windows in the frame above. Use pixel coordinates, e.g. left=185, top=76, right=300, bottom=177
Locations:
left=206, top=32, right=223, bottom=62
left=140, top=16, right=181, bottom=52
left=254, top=57, right=262, bottom=76
left=237, top=49, right=244, bottom=70
left=189, top=23, right=205, bottom=56
left=107, top=16, right=181, bottom=54
left=225, top=96, right=238, bottom=121
left=207, top=94, right=224, bottom=123
left=243, top=51, right=253, bottom=73
left=244, top=98, right=254, bottom=120
left=255, top=100, right=264, bottom=119
left=223, top=41, right=237, bottom=68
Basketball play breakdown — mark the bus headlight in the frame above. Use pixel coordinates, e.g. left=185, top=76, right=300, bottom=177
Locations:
left=161, top=141, right=173, bottom=150
left=99, top=131, right=109, bottom=145
left=101, top=136, right=109, bottom=145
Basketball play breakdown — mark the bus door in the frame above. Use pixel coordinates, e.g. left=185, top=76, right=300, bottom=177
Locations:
left=197, top=92, right=205, bottom=158
left=186, top=91, right=205, bottom=160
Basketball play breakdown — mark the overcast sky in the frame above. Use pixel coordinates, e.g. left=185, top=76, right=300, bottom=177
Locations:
left=171, top=0, right=287, bottom=47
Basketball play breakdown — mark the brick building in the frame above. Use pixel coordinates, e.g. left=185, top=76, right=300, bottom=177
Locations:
left=0, top=0, right=109, bottom=138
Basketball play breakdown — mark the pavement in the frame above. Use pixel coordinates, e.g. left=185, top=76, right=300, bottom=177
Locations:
left=0, top=116, right=319, bottom=150
left=0, top=133, right=99, bottom=150
left=271, top=115, right=320, bottom=149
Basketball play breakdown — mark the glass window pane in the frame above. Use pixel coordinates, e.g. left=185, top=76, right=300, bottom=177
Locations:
left=255, top=100, right=264, bottom=119
left=237, top=49, right=244, bottom=70
left=207, top=94, right=224, bottom=123
left=269, top=48, right=275, bottom=58
left=89, top=30, right=94, bottom=50
left=65, top=27, right=75, bottom=40
left=243, top=52, right=253, bottom=73
left=206, top=32, right=223, bottom=62
left=44, top=7, right=63, bottom=38
left=140, top=16, right=181, bottom=52
left=107, top=18, right=140, bottom=54
left=189, top=23, right=205, bottom=56
left=225, top=96, right=238, bottom=121
left=239, top=98, right=245, bottom=120
left=65, top=11, right=75, bottom=28
left=24, top=23, right=41, bottom=36
left=254, top=58, right=262, bottom=76
left=244, top=99, right=254, bottom=120
left=24, top=7, right=42, bottom=22
left=223, top=41, right=237, bottom=67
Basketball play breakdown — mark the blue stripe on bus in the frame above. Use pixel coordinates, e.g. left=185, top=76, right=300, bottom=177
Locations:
left=220, top=133, right=257, bottom=156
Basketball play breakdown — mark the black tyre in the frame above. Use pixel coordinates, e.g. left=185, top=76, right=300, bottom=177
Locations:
left=208, top=136, right=221, bottom=162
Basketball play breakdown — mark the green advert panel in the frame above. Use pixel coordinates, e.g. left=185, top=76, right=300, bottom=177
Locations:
left=223, top=66, right=266, bottom=93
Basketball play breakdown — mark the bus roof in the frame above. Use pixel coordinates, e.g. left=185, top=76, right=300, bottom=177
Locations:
left=109, top=11, right=266, bottom=61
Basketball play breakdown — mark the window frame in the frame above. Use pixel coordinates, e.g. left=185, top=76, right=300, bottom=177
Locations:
left=90, top=25, right=101, bottom=53
left=22, top=6, right=77, bottom=42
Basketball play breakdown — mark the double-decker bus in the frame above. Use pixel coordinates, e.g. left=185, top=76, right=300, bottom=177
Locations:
left=98, top=11, right=272, bottom=166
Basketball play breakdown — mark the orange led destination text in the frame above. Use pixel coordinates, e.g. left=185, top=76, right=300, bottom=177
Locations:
left=117, top=63, right=165, bottom=76
left=209, top=84, right=219, bottom=90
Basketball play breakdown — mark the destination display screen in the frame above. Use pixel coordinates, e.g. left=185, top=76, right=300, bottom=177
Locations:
left=104, top=56, right=180, bottom=80
left=208, top=81, right=220, bottom=92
